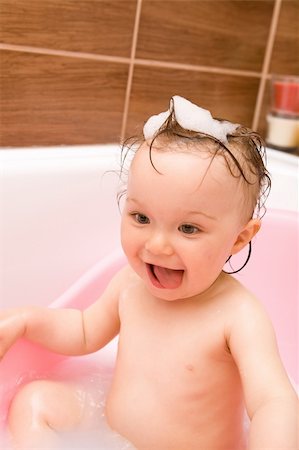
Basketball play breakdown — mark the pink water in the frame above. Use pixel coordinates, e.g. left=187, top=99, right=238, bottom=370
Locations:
left=0, top=209, right=298, bottom=429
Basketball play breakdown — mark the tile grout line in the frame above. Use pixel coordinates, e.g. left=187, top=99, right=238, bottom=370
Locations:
left=251, top=0, right=282, bottom=131
left=0, top=42, right=262, bottom=79
left=134, top=58, right=262, bottom=79
left=0, top=43, right=131, bottom=64
left=120, top=0, right=143, bottom=143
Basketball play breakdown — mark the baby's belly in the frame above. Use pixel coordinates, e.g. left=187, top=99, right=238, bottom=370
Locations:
left=105, top=373, right=246, bottom=450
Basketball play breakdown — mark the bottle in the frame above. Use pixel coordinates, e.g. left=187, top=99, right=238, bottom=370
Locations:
left=266, top=76, right=299, bottom=153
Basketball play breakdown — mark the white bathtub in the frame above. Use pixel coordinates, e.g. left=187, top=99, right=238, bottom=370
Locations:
left=0, top=145, right=122, bottom=309
left=0, top=145, right=298, bottom=441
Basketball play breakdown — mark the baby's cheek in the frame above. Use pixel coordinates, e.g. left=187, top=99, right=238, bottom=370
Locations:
left=201, top=246, right=228, bottom=270
left=121, top=227, right=137, bottom=260
left=120, top=220, right=130, bottom=247
left=121, top=234, right=130, bottom=257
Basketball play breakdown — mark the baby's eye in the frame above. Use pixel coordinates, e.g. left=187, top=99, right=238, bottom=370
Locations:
left=178, top=224, right=200, bottom=235
left=133, top=213, right=150, bottom=224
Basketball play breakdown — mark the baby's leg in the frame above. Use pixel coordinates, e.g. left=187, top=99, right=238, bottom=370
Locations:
left=7, top=380, right=90, bottom=449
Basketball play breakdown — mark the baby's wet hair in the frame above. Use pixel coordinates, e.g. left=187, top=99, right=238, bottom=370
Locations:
left=120, top=110, right=271, bottom=221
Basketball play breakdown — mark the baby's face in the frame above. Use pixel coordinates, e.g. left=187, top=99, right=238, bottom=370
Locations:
left=121, top=142, right=249, bottom=301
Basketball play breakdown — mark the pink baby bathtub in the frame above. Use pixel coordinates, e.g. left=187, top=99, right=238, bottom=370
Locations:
left=0, top=209, right=298, bottom=428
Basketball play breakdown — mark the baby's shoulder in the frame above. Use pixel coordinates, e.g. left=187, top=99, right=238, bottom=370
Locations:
left=221, top=274, right=272, bottom=332
left=218, top=274, right=267, bottom=320
left=221, top=272, right=257, bottom=300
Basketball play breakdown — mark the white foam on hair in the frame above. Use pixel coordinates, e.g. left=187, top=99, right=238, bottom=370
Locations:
left=143, top=96, right=239, bottom=144
left=143, top=110, right=169, bottom=141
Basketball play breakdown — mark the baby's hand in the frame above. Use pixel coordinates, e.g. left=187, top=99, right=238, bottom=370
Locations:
left=0, top=308, right=27, bottom=360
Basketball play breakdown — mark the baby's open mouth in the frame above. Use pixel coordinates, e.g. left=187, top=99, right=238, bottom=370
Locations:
left=146, top=264, right=184, bottom=289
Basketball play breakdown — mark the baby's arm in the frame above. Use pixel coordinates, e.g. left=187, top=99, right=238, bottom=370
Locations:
left=228, top=297, right=298, bottom=449
left=0, top=266, right=126, bottom=360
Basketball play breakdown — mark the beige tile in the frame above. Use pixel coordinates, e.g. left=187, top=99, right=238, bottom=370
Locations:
left=0, top=51, right=128, bottom=147
left=270, top=0, right=299, bottom=75
left=125, top=66, right=260, bottom=138
left=0, top=0, right=137, bottom=57
left=136, top=0, right=274, bottom=72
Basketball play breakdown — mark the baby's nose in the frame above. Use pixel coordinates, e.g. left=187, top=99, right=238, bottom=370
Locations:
left=145, top=231, right=174, bottom=256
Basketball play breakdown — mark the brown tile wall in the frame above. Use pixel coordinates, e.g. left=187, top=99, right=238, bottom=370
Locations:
left=0, top=0, right=298, bottom=148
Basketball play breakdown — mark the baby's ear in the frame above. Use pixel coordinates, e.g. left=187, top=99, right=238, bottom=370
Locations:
left=231, top=219, right=261, bottom=255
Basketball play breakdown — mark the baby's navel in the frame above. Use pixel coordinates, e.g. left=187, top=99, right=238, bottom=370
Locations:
left=185, top=364, right=194, bottom=372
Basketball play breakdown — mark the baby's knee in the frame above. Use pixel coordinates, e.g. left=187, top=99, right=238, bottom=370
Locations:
left=8, top=380, right=56, bottom=429
left=7, top=381, right=57, bottom=448
left=8, top=379, right=83, bottom=433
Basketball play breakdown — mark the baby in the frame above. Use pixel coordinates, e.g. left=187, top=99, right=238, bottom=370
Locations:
left=1, top=96, right=298, bottom=449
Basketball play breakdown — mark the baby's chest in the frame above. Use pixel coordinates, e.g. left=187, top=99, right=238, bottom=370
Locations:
left=117, top=316, right=239, bottom=411
left=118, top=296, right=233, bottom=380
